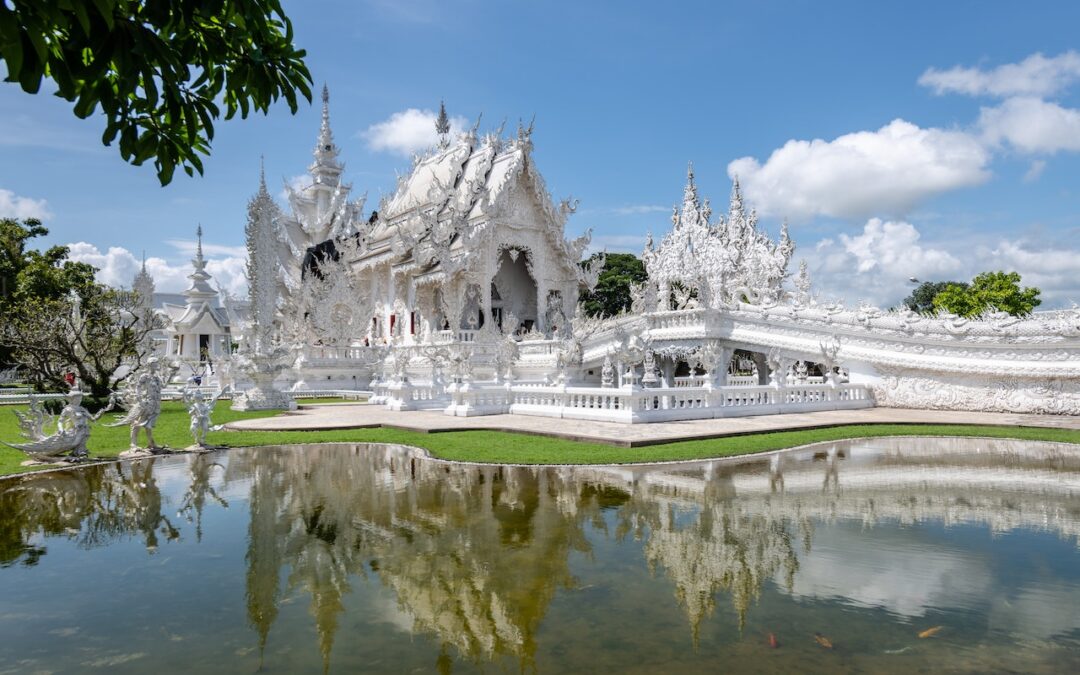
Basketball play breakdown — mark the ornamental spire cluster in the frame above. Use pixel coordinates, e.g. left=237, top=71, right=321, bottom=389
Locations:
left=643, top=167, right=795, bottom=307
left=246, top=167, right=287, bottom=351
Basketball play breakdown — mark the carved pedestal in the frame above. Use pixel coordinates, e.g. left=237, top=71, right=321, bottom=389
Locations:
left=231, top=372, right=296, bottom=411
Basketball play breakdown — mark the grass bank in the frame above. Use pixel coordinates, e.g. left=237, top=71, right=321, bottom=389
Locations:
left=1, top=402, right=1078, bottom=476
left=0, top=402, right=276, bottom=475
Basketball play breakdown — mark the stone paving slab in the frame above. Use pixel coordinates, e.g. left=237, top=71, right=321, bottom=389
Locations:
left=225, top=404, right=1080, bottom=447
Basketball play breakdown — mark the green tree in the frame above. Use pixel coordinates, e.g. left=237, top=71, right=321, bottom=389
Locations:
left=901, top=280, right=966, bottom=314
left=932, top=271, right=1042, bottom=318
left=1, top=288, right=158, bottom=400
left=1, top=218, right=98, bottom=366
left=0, top=218, right=160, bottom=397
left=579, top=253, right=648, bottom=318
left=0, top=0, right=312, bottom=184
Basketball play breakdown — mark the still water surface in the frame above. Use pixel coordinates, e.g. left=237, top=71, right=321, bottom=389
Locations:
left=1, top=438, right=1079, bottom=673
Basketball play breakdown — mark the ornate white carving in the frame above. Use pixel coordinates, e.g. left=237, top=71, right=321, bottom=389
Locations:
left=4, top=389, right=114, bottom=462
left=182, top=382, right=229, bottom=448
left=642, top=167, right=794, bottom=309
left=107, top=357, right=177, bottom=450
left=874, top=369, right=1080, bottom=415
left=253, top=104, right=1078, bottom=420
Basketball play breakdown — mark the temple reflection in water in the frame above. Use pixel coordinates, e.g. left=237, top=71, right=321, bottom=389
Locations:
left=1, top=438, right=1078, bottom=672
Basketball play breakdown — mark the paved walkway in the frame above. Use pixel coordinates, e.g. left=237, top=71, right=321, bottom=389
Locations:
left=225, top=404, right=1080, bottom=447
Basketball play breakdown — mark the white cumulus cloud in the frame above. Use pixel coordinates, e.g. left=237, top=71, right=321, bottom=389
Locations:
left=974, top=237, right=1080, bottom=304
left=919, top=51, right=1080, bottom=98
left=0, top=188, right=53, bottom=220
left=65, top=242, right=248, bottom=296
left=728, top=119, right=990, bottom=221
left=978, top=96, right=1080, bottom=154
left=1022, top=159, right=1047, bottom=183
left=805, top=219, right=1080, bottom=309
left=361, top=108, right=470, bottom=156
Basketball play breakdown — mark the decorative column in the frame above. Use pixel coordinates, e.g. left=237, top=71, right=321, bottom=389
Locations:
left=406, top=279, right=416, bottom=344
left=536, top=283, right=548, bottom=334
left=708, top=345, right=733, bottom=388
left=384, top=265, right=394, bottom=342
left=660, top=356, right=675, bottom=388
left=482, top=271, right=493, bottom=331
left=752, top=352, right=770, bottom=385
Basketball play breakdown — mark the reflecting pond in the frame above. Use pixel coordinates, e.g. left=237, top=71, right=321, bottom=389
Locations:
left=1, top=438, right=1079, bottom=673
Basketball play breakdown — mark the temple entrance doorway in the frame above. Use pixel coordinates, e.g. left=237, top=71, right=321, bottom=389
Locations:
left=492, top=248, right=538, bottom=335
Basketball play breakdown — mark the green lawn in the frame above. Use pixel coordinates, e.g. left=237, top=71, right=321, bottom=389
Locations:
left=0, top=402, right=276, bottom=475
left=1, top=401, right=1078, bottom=476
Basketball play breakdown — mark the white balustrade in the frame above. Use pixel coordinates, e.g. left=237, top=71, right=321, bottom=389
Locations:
left=367, top=370, right=874, bottom=422
left=726, top=375, right=758, bottom=387
left=673, top=376, right=708, bottom=388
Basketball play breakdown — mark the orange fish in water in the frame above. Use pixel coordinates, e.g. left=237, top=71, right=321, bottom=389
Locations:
left=814, top=633, right=833, bottom=649
left=768, top=632, right=779, bottom=649
left=918, top=625, right=944, bottom=639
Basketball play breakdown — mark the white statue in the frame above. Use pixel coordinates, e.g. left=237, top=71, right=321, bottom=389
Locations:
left=183, top=382, right=230, bottom=448
left=108, top=357, right=177, bottom=452
left=3, top=389, right=114, bottom=463
left=601, top=353, right=615, bottom=388
left=641, top=349, right=659, bottom=387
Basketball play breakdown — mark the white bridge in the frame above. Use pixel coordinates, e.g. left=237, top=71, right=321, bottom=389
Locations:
left=355, top=299, right=1078, bottom=423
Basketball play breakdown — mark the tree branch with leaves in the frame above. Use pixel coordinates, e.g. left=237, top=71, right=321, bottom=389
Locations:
left=0, top=287, right=162, bottom=402
left=0, top=0, right=312, bottom=184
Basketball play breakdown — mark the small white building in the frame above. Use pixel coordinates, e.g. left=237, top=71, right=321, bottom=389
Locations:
left=147, top=228, right=234, bottom=368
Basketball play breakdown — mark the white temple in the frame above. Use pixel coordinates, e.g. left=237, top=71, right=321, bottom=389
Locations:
left=159, top=227, right=232, bottom=362
left=132, top=228, right=237, bottom=382
left=213, top=87, right=1080, bottom=419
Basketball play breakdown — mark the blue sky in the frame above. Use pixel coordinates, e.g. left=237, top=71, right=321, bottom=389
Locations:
left=2, top=0, right=1079, bottom=307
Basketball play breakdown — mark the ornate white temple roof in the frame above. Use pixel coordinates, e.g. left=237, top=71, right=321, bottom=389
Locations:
left=350, top=117, right=587, bottom=284
left=166, top=226, right=229, bottom=331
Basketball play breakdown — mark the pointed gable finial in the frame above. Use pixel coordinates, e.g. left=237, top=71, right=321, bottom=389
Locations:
left=467, top=112, right=482, bottom=143
left=196, top=224, right=204, bottom=260
left=141, top=249, right=147, bottom=272
left=729, top=174, right=744, bottom=215
left=259, top=154, right=267, bottom=191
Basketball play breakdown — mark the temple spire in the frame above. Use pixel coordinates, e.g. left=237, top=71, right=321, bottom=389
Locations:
left=681, top=161, right=701, bottom=217
left=435, top=100, right=450, bottom=136
left=185, top=224, right=215, bottom=300
left=132, top=249, right=154, bottom=302
left=730, top=175, right=744, bottom=214
left=310, top=84, right=342, bottom=183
